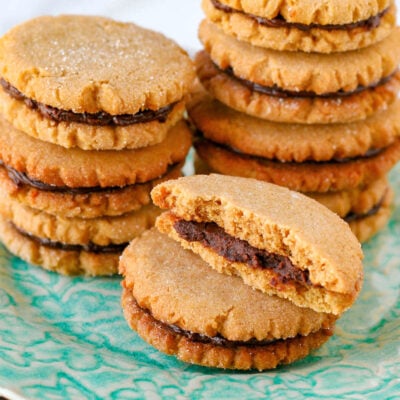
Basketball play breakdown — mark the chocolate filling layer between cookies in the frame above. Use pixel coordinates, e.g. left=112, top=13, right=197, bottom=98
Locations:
left=11, top=222, right=127, bottom=254
left=0, top=160, right=180, bottom=194
left=221, top=65, right=395, bottom=99
left=135, top=297, right=334, bottom=348
left=211, top=0, right=388, bottom=32
left=0, top=78, right=175, bottom=126
left=174, top=220, right=311, bottom=287
left=344, top=191, right=388, bottom=222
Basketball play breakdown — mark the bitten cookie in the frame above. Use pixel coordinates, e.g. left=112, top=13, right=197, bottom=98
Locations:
left=0, top=15, right=195, bottom=149
left=202, top=0, right=396, bottom=53
left=152, top=174, right=364, bottom=315
left=120, top=228, right=336, bottom=370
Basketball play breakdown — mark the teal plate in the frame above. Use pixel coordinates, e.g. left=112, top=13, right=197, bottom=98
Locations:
left=0, top=164, right=399, bottom=400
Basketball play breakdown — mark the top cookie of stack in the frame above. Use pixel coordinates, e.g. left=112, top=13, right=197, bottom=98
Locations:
left=191, top=0, right=400, bottom=243
left=0, top=15, right=195, bottom=275
left=0, top=15, right=194, bottom=150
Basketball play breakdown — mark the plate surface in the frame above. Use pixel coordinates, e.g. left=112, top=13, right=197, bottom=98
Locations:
left=0, top=163, right=399, bottom=400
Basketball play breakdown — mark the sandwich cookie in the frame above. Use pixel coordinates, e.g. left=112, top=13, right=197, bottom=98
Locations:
left=202, top=0, right=396, bottom=53
left=0, top=202, right=160, bottom=276
left=188, top=91, right=400, bottom=163
left=0, top=192, right=161, bottom=249
left=120, top=228, right=337, bottom=370
left=0, top=162, right=182, bottom=219
left=194, top=138, right=400, bottom=193
left=0, top=116, right=191, bottom=189
left=189, top=92, right=400, bottom=192
left=199, top=20, right=400, bottom=97
left=196, top=50, right=400, bottom=124
left=0, top=15, right=195, bottom=150
left=152, top=174, right=364, bottom=315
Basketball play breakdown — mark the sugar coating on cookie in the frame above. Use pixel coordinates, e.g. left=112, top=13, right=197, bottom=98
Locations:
left=0, top=15, right=195, bottom=114
left=152, top=174, right=364, bottom=315
left=215, top=0, right=392, bottom=25
left=120, top=228, right=336, bottom=370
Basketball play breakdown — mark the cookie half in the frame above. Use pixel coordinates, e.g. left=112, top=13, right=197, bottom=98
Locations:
left=202, top=0, right=396, bottom=53
left=200, top=20, right=400, bottom=95
left=120, top=228, right=336, bottom=370
left=0, top=116, right=192, bottom=188
left=196, top=50, right=400, bottom=124
left=152, top=174, right=363, bottom=315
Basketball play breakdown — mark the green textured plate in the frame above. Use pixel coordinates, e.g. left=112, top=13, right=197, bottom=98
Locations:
left=0, top=164, right=399, bottom=400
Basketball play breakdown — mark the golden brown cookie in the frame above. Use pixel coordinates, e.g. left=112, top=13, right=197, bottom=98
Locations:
left=194, top=137, right=400, bottom=192
left=0, top=162, right=182, bottom=219
left=0, top=215, right=119, bottom=276
left=188, top=91, right=400, bottom=162
left=215, top=0, right=391, bottom=25
left=0, top=116, right=192, bottom=188
left=308, top=178, right=390, bottom=218
left=152, top=174, right=363, bottom=315
left=199, top=20, right=400, bottom=95
left=120, top=228, right=336, bottom=370
left=196, top=50, right=400, bottom=124
left=0, top=15, right=195, bottom=115
left=346, top=187, right=393, bottom=243
left=202, top=0, right=396, bottom=53
left=0, top=191, right=160, bottom=246
left=0, top=88, right=186, bottom=150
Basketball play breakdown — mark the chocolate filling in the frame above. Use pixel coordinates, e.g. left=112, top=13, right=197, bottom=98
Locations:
left=12, top=222, right=127, bottom=254
left=0, top=160, right=179, bottom=195
left=174, top=220, right=311, bottom=287
left=0, top=78, right=175, bottom=126
left=139, top=301, right=279, bottom=348
left=222, top=65, right=395, bottom=99
left=211, top=0, right=388, bottom=32
left=344, top=192, right=387, bottom=222
left=195, top=135, right=384, bottom=165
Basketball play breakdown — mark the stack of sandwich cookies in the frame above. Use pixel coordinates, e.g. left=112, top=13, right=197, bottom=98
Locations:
left=120, top=174, right=363, bottom=370
left=190, top=0, right=400, bottom=242
left=0, top=15, right=194, bottom=275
